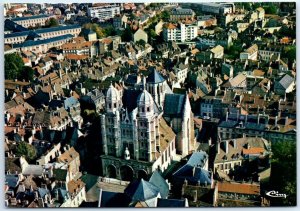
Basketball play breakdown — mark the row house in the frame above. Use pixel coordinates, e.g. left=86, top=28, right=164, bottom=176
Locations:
left=13, top=34, right=74, bottom=54
left=9, top=14, right=51, bottom=28
left=163, top=23, right=198, bottom=43
left=5, top=24, right=81, bottom=44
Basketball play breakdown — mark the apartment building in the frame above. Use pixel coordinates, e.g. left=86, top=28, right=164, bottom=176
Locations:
left=240, top=44, right=258, bottom=61
left=13, top=34, right=74, bottom=53
left=62, top=37, right=97, bottom=57
left=9, top=14, right=51, bottom=28
left=170, top=8, right=195, bottom=21
left=87, top=4, right=120, bottom=22
left=163, top=23, right=197, bottom=42
left=5, top=24, right=81, bottom=44
left=258, top=47, right=281, bottom=62
left=199, top=3, right=235, bottom=15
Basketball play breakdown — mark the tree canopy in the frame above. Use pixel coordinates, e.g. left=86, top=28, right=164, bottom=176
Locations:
left=121, top=27, right=133, bottom=42
left=270, top=141, right=296, bottom=206
left=46, top=17, right=59, bottom=27
left=15, top=142, right=37, bottom=162
left=5, top=53, right=34, bottom=81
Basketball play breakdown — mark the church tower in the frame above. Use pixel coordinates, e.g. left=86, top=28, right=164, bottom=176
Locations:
left=136, top=89, right=159, bottom=162
left=101, top=83, right=122, bottom=157
left=146, top=68, right=167, bottom=110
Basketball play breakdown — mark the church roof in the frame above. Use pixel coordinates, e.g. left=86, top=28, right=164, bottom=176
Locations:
left=157, top=198, right=186, bottom=207
left=163, top=93, right=186, bottom=118
left=149, top=170, right=169, bottom=199
left=173, top=151, right=211, bottom=185
left=146, top=68, right=165, bottom=84
left=125, top=179, right=160, bottom=202
left=137, top=89, right=153, bottom=106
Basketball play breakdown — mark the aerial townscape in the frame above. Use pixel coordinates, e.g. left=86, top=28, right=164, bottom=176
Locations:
left=4, top=2, right=296, bottom=208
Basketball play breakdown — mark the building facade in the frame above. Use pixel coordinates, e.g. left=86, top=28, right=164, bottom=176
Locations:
left=87, top=4, right=121, bottom=22
left=100, top=84, right=176, bottom=181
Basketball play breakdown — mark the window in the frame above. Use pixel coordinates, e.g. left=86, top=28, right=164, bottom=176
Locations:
left=147, top=107, right=150, bottom=112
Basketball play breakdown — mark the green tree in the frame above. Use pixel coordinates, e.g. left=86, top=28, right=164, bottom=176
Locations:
left=46, top=17, right=59, bottom=27
left=83, top=23, right=105, bottom=39
left=5, top=53, right=24, bottom=80
left=121, top=27, right=133, bottom=42
left=270, top=141, right=296, bottom=206
left=161, top=11, right=170, bottom=22
left=103, top=25, right=116, bottom=37
left=263, top=4, right=278, bottom=14
left=136, top=39, right=146, bottom=47
left=282, top=45, right=296, bottom=63
left=20, top=66, right=35, bottom=82
left=15, top=142, right=37, bottom=162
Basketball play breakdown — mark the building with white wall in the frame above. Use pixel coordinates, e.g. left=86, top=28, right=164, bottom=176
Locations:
left=163, top=23, right=197, bottom=42
left=87, top=4, right=120, bottom=22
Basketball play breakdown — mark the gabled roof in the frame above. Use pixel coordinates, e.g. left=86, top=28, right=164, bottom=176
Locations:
left=125, top=179, right=160, bottom=202
left=278, top=74, right=294, bottom=89
left=173, top=151, right=211, bottom=185
left=157, top=198, right=187, bottom=207
left=98, top=190, right=131, bottom=207
left=149, top=170, right=169, bottom=199
left=218, top=181, right=260, bottom=195
left=146, top=68, right=165, bottom=84
left=163, top=93, right=185, bottom=118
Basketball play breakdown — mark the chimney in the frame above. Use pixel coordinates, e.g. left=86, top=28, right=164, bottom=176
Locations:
left=192, top=167, right=196, bottom=177
left=245, top=114, right=248, bottom=123
left=224, top=141, right=229, bottom=154
left=208, top=138, right=212, bottom=146
left=275, top=116, right=278, bottom=126
left=233, top=139, right=237, bottom=149
left=59, top=69, right=62, bottom=79
left=226, top=111, right=229, bottom=121
left=193, top=190, right=197, bottom=202
left=285, top=116, right=289, bottom=126
left=257, top=114, right=260, bottom=124
left=217, top=142, right=220, bottom=154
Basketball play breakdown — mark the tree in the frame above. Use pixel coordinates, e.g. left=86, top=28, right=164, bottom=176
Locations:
left=83, top=23, right=105, bottom=39
left=136, top=39, right=146, bottom=47
left=270, top=141, right=296, bottom=206
left=282, top=45, right=296, bottom=63
left=121, top=27, right=133, bottom=42
left=5, top=53, right=24, bottom=80
left=5, top=53, right=35, bottom=82
left=46, top=17, right=59, bottom=27
left=103, top=25, right=116, bottom=37
left=161, top=11, right=170, bottom=22
left=263, top=4, right=278, bottom=14
left=20, top=66, right=35, bottom=82
left=15, top=142, right=37, bottom=162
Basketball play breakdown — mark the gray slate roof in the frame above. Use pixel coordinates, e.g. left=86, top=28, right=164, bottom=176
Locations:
left=163, top=93, right=185, bottom=117
left=149, top=170, right=169, bottom=199
left=146, top=68, right=165, bottom=84
left=125, top=179, right=160, bottom=202
left=278, top=74, right=294, bottom=89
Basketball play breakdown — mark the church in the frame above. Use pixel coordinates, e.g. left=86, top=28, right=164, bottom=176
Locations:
left=100, top=68, right=196, bottom=181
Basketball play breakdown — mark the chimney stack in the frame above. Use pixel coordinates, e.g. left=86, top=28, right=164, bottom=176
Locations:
left=285, top=116, right=289, bottom=126
left=275, top=116, right=278, bottom=126
left=233, top=139, right=237, bottom=149
left=226, top=111, right=229, bottom=121
left=224, top=141, right=229, bottom=154
left=217, top=141, right=220, bottom=154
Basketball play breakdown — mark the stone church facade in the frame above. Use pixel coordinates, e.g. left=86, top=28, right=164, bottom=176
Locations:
left=100, top=69, right=196, bottom=181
